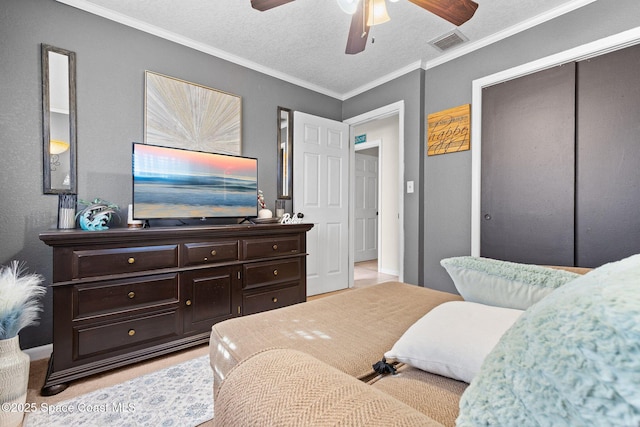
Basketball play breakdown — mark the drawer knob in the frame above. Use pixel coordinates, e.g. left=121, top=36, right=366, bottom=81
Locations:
left=128, top=329, right=135, bottom=336
left=273, top=269, right=278, bottom=276
left=127, top=291, right=135, bottom=299
left=272, top=297, right=278, bottom=303
left=186, top=299, right=192, bottom=306
left=127, top=257, right=136, bottom=264
left=272, top=244, right=278, bottom=251
left=211, top=250, right=217, bottom=256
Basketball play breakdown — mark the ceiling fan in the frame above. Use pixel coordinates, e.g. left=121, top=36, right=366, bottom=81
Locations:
left=250, top=0, right=478, bottom=54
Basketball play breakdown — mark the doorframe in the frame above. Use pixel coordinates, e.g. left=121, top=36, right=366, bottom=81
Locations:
left=354, top=139, right=382, bottom=266
left=471, top=28, right=640, bottom=256
left=345, top=100, right=405, bottom=285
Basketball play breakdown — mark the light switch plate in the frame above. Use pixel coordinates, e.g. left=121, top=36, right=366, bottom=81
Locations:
left=407, top=181, right=414, bottom=193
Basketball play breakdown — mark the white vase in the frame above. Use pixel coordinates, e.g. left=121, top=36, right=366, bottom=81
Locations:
left=258, top=208, right=273, bottom=219
left=0, top=336, right=30, bottom=427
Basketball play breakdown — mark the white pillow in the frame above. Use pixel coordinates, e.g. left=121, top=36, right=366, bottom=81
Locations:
left=384, top=301, right=523, bottom=383
left=440, top=256, right=580, bottom=310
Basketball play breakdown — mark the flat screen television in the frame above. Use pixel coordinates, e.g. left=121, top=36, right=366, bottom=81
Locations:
left=132, top=143, right=258, bottom=220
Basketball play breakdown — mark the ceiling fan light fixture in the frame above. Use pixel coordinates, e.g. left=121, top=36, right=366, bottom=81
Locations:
left=50, top=139, right=70, bottom=155
left=336, top=0, right=358, bottom=15
left=367, top=0, right=390, bottom=26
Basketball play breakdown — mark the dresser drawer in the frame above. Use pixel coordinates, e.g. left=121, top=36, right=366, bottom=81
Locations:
left=242, top=235, right=301, bottom=260
left=73, top=273, right=179, bottom=319
left=243, top=283, right=302, bottom=316
left=72, top=245, right=178, bottom=278
left=74, top=309, right=181, bottom=360
left=243, top=258, right=301, bottom=290
left=182, top=241, right=239, bottom=266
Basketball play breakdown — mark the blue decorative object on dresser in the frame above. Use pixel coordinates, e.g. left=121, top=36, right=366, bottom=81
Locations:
left=76, top=198, right=120, bottom=231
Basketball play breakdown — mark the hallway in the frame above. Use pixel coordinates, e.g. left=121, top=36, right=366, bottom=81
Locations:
left=353, top=260, right=398, bottom=288
left=308, top=260, right=398, bottom=301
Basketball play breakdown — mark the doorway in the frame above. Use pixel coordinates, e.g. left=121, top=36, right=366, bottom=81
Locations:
left=353, top=260, right=398, bottom=288
left=345, top=100, right=405, bottom=286
left=354, top=142, right=379, bottom=264
left=470, top=27, right=640, bottom=257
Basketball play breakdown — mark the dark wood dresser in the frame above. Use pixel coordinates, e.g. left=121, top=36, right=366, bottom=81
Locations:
left=39, top=223, right=313, bottom=395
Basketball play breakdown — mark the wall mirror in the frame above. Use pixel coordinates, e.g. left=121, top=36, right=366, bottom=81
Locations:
left=277, top=106, right=293, bottom=199
left=42, top=44, right=77, bottom=194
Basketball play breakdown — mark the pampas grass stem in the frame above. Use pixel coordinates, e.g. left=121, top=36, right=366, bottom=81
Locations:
left=0, top=261, right=45, bottom=340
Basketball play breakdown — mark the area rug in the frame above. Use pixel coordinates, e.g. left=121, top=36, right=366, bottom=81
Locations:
left=24, top=355, right=213, bottom=427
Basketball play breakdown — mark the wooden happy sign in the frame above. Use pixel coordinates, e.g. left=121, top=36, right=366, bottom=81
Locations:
left=427, top=104, right=470, bottom=156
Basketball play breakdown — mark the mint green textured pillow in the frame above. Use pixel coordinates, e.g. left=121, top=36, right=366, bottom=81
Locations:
left=440, top=256, right=580, bottom=310
left=457, top=254, right=640, bottom=427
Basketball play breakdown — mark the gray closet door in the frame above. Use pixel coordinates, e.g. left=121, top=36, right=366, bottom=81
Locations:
left=481, top=63, right=576, bottom=265
left=575, top=44, right=640, bottom=267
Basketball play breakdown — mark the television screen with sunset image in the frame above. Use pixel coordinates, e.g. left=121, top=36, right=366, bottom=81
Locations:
left=132, top=143, right=258, bottom=220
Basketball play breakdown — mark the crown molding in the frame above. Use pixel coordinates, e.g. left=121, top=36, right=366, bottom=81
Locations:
left=340, top=61, right=423, bottom=101
left=423, top=0, right=598, bottom=70
left=55, top=0, right=343, bottom=99
left=56, top=0, right=597, bottom=101
left=344, top=0, right=597, bottom=98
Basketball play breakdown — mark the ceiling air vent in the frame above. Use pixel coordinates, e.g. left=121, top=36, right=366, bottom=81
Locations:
left=429, top=29, right=468, bottom=52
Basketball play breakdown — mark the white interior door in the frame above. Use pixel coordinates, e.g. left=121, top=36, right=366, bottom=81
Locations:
left=293, top=111, right=350, bottom=296
left=354, top=151, right=378, bottom=262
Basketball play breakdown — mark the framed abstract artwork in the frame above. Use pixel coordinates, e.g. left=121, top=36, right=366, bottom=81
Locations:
left=144, top=71, right=242, bottom=155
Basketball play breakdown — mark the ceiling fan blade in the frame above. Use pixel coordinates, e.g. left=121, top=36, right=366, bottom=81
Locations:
left=250, top=0, right=294, bottom=12
left=408, top=0, right=478, bottom=26
left=345, top=0, right=370, bottom=55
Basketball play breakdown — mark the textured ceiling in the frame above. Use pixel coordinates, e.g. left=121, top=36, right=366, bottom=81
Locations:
left=58, top=0, right=595, bottom=99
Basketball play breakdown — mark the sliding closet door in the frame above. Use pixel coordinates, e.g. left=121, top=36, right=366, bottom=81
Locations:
left=481, top=63, right=576, bottom=265
left=575, top=44, right=640, bottom=267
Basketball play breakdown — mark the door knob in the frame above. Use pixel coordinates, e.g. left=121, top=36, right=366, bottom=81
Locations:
left=484, top=214, right=492, bottom=220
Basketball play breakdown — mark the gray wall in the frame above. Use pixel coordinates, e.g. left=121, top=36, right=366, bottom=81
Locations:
left=421, top=0, right=640, bottom=293
left=0, top=0, right=341, bottom=349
